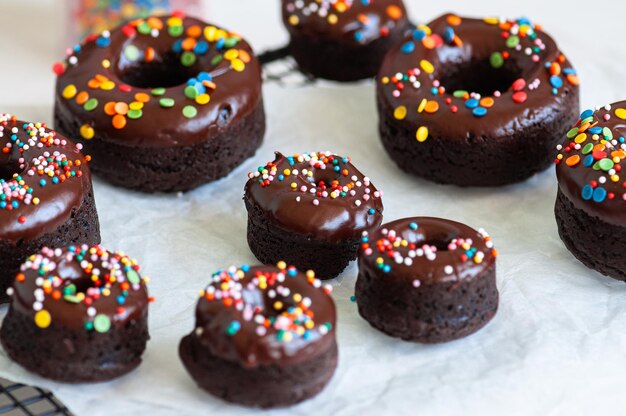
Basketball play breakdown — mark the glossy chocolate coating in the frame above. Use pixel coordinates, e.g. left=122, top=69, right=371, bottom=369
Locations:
left=192, top=265, right=336, bottom=368
left=377, top=14, right=579, bottom=141
left=556, top=103, right=626, bottom=227
left=282, top=0, right=408, bottom=46
left=359, top=217, right=496, bottom=284
left=245, top=151, right=384, bottom=242
left=0, top=117, right=91, bottom=242
left=54, top=15, right=262, bottom=148
left=10, top=246, right=148, bottom=332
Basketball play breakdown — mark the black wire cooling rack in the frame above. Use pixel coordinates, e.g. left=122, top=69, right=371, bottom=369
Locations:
left=0, top=378, right=72, bottom=416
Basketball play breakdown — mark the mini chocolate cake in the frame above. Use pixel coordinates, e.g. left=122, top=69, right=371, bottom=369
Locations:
left=282, top=0, right=409, bottom=81
left=376, top=14, right=580, bottom=186
left=356, top=217, right=498, bottom=343
left=53, top=12, right=265, bottom=193
left=555, top=104, right=626, bottom=281
left=0, top=114, right=100, bottom=304
left=179, top=262, right=337, bottom=408
left=244, top=151, right=384, bottom=279
left=1, top=245, right=151, bottom=382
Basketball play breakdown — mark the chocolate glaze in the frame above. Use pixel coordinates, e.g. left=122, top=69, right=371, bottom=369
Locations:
left=0, top=117, right=90, bottom=242
left=377, top=14, right=579, bottom=142
left=282, top=0, right=408, bottom=46
left=54, top=15, right=262, bottom=148
left=359, top=217, right=497, bottom=284
left=245, top=151, right=384, bottom=242
left=556, top=103, right=626, bottom=227
left=191, top=264, right=336, bottom=368
left=9, top=246, right=148, bottom=332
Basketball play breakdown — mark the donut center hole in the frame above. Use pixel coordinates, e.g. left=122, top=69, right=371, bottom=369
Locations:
left=0, top=152, right=23, bottom=181
left=439, top=59, right=522, bottom=96
left=311, top=169, right=342, bottom=188
left=421, top=238, right=453, bottom=251
left=116, top=50, right=201, bottom=88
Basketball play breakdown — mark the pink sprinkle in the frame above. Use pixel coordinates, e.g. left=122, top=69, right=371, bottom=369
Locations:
left=412, top=280, right=421, bottom=288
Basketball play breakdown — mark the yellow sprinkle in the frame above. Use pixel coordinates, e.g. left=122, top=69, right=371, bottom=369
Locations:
left=484, top=17, right=500, bottom=25
left=35, top=310, right=51, bottom=329
left=293, top=293, right=302, bottom=302
left=204, top=26, right=217, bottom=41
left=80, top=124, right=95, bottom=140
left=616, top=108, right=626, bottom=120
left=274, top=301, right=284, bottom=310
left=328, top=14, right=338, bottom=25
left=167, top=16, right=183, bottom=27
left=100, top=81, right=115, bottom=90
left=574, top=133, right=587, bottom=144
left=33, top=197, right=40, bottom=205
left=306, top=270, right=315, bottom=278
left=393, top=105, right=407, bottom=120
left=288, top=15, right=300, bottom=26
left=611, top=174, right=620, bottom=182
left=381, top=76, right=390, bottom=84
left=62, top=84, right=77, bottom=99
left=129, top=101, right=143, bottom=110
left=195, top=94, right=210, bottom=105
left=283, top=169, right=291, bottom=176
left=224, top=49, right=239, bottom=61
left=417, top=98, right=427, bottom=113
left=417, top=24, right=432, bottom=35
left=231, top=59, right=245, bottom=72
left=416, top=126, right=429, bottom=142
left=277, top=261, right=287, bottom=270
left=290, top=182, right=297, bottom=189
left=101, top=59, right=111, bottom=69
left=420, top=59, right=434, bottom=74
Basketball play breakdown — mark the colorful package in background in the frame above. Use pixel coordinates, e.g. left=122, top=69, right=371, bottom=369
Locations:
left=68, top=0, right=203, bottom=41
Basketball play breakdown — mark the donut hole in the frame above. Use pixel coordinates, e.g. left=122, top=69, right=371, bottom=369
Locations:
left=439, top=59, right=523, bottom=96
left=310, top=169, right=342, bottom=188
left=116, top=49, right=201, bottom=89
left=400, top=228, right=455, bottom=250
left=0, top=151, right=23, bottom=181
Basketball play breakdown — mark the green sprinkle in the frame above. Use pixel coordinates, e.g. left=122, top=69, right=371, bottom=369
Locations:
left=453, top=90, right=468, bottom=98
left=598, top=158, right=615, bottom=171
left=224, top=37, right=239, bottom=48
left=94, top=315, right=111, bottom=333
left=159, top=98, right=175, bottom=108
left=490, top=52, right=504, bottom=69
left=566, top=127, right=579, bottom=138
left=506, top=35, right=520, bottom=48
left=137, top=21, right=151, bottom=35
left=211, top=55, right=223, bottom=66
left=182, top=105, right=198, bottom=118
left=582, top=143, right=594, bottom=154
left=168, top=25, right=184, bottom=37
left=151, top=87, right=166, bottom=96
left=127, top=269, right=141, bottom=285
left=184, top=85, right=198, bottom=99
left=64, top=284, right=77, bottom=295
left=603, top=127, right=613, bottom=140
left=83, top=98, right=98, bottom=111
left=124, top=45, right=140, bottom=62
left=181, top=51, right=196, bottom=67
left=85, top=321, right=94, bottom=331
left=64, top=295, right=81, bottom=303
left=127, top=109, right=143, bottom=119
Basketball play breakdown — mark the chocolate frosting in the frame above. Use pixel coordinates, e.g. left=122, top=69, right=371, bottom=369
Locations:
left=358, top=217, right=497, bottom=284
left=377, top=13, right=579, bottom=141
left=556, top=103, right=626, bottom=227
left=245, top=151, right=384, bottom=242
left=282, top=0, right=408, bottom=46
left=0, top=115, right=91, bottom=242
left=9, top=245, right=149, bottom=332
left=54, top=14, right=262, bottom=148
left=192, top=264, right=336, bottom=368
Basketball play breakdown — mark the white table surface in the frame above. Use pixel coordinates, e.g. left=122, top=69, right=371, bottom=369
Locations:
left=2, top=1, right=626, bottom=415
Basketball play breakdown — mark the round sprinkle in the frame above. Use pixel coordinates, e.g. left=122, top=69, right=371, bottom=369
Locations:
left=416, top=126, right=429, bottom=142
left=394, top=106, right=407, bottom=120
left=80, top=124, right=95, bottom=140
left=151, top=87, right=166, bottom=96
left=615, top=108, right=626, bottom=120
left=420, top=59, right=434, bottom=74
left=124, top=45, right=140, bottom=61
left=159, top=98, right=175, bottom=108
left=182, top=105, right=198, bottom=118
left=62, top=84, right=77, bottom=99
left=181, top=51, right=196, bottom=67
left=83, top=98, right=98, bottom=111
left=34, top=310, right=51, bottom=329
left=195, top=94, right=210, bottom=105
left=94, top=314, right=111, bottom=333
left=490, top=52, right=504, bottom=68
left=112, top=114, right=127, bottom=129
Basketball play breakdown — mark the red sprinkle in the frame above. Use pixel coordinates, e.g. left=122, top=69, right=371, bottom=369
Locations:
left=512, top=91, right=528, bottom=103
left=52, top=62, right=65, bottom=76
left=512, top=78, right=526, bottom=91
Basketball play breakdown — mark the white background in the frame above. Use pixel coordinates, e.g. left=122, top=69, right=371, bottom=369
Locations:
left=1, top=1, right=626, bottom=415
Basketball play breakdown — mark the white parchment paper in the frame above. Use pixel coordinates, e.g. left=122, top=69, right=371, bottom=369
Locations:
left=2, top=1, right=626, bottom=415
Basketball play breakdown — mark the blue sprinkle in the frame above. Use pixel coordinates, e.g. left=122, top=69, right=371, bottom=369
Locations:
left=11, top=201, right=18, bottom=209
left=473, top=107, right=488, bottom=117
left=443, top=27, right=455, bottom=43
left=117, top=295, right=126, bottom=305
left=278, top=174, right=284, bottom=181
left=620, top=137, right=626, bottom=143
left=400, top=41, right=415, bottom=54
left=287, top=268, right=297, bottom=277
left=95, top=37, right=110, bottom=48
left=588, top=127, right=603, bottom=134
left=368, top=208, right=376, bottom=215
left=354, top=31, right=364, bottom=42
left=581, top=185, right=594, bottom=200
left=216, top=38, right=225, bottom=49
left=593, top=187, right=607, bottom=203
left=172, top=39, right=183, bottom=53
left=334, top=165, right=340, bottom=172
left=583, top=155, right=594, bottom=167
left=0, top=202, right=6, bottom=209
left=361, top=236, right=369, bottom=243
left=413, top=30, right=426, bottom=41
left=383, top=265, right=391, bottom=273
left=430, top=87, right=438, bottom=95
left=241, top=264, right=250, bottom=272
left=550, top=75, right=563, bottom=89
left=581, top=109, right=594, bottom=119
left=39, top=179, right=46, bottom=187
left=194, top=41, right=209, bottom=54
left=197, top=72, right=212, bottom=82
left=409, top=222, right=418, bottom=230
left=563, top=68, right=576, bottom=75
left=465, top=98, right=479, bottom=109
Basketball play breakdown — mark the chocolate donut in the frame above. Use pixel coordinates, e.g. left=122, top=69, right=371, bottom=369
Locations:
left=0, top=245, right=151, bottom=382
left=0, top=114, right=100, bottom=304
left=244, top=151, right=384, bottom=279
left=282, top=0, right=409, bottom=81
left=179, top=262, right=337, bottom=408
left=356, top=217, right=498, bottom=342
left=377, top=14, right=580, bottom=186
left=53, top=12, right=265, bottom=193
left=555, top=104, right=626, bottom=281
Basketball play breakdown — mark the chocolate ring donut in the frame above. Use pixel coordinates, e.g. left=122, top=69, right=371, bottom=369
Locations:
left=555, top=104, right=626, bottom=280
left=282, top=0, right=410, bottom=81
left=356, top=217, right=499, bottom=342
left=179, top=262, right=337, bottom=408
left=54, top=12, right=265, bottom=193
left=244, top=151, right=384, bottom=279
left=0, top=245, right=151, bottom=382
left=0, top=114, right=100, bottom=304
left=377, top=13, right=580, bottom=186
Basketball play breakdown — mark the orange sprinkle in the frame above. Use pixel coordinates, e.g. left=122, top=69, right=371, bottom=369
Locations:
left=424, top=100, right=439, bottom=113
left=95, top=74, right=109, bottom=82
left=114, top=102, right=129, bottom=115
left=239, top=50, right=251, bottom=63
left=16, top=273, right=25, bottom=282
left=134, top=92, right=150, bottom=103
left=75, top=91, right=89, bottom=105
left=145, top=47, right=155, bottom=62
left=87, top=79, right=101, bottom=89
left=565, top=155, right=580, bottom=167
left=422, top=36, right=436, bottom=49
left=52, top=291, right=61, bottom=300
left=447, top=15, right=462, bottom=26
left=112, top=114, right=126, bottom=129
left=550, top=62, right=561, bottom=76
left=567, top=74, right=580, bottom=86
left=147, top=17, right=163, bottom=30
left=386, top=5, right=403, bottom=20
left=579, top=122, right=590, bottom=133
left=104, top=101, right=117, bottom=116
left=357, top=13, right=369, bottom=24
left=453, top=35, right=463, bottom=47
left=181, top=37, right=196, bottom=51
left=480, top=97, right=495, bottom=108
left=187, top=25, right=202, bottom=37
